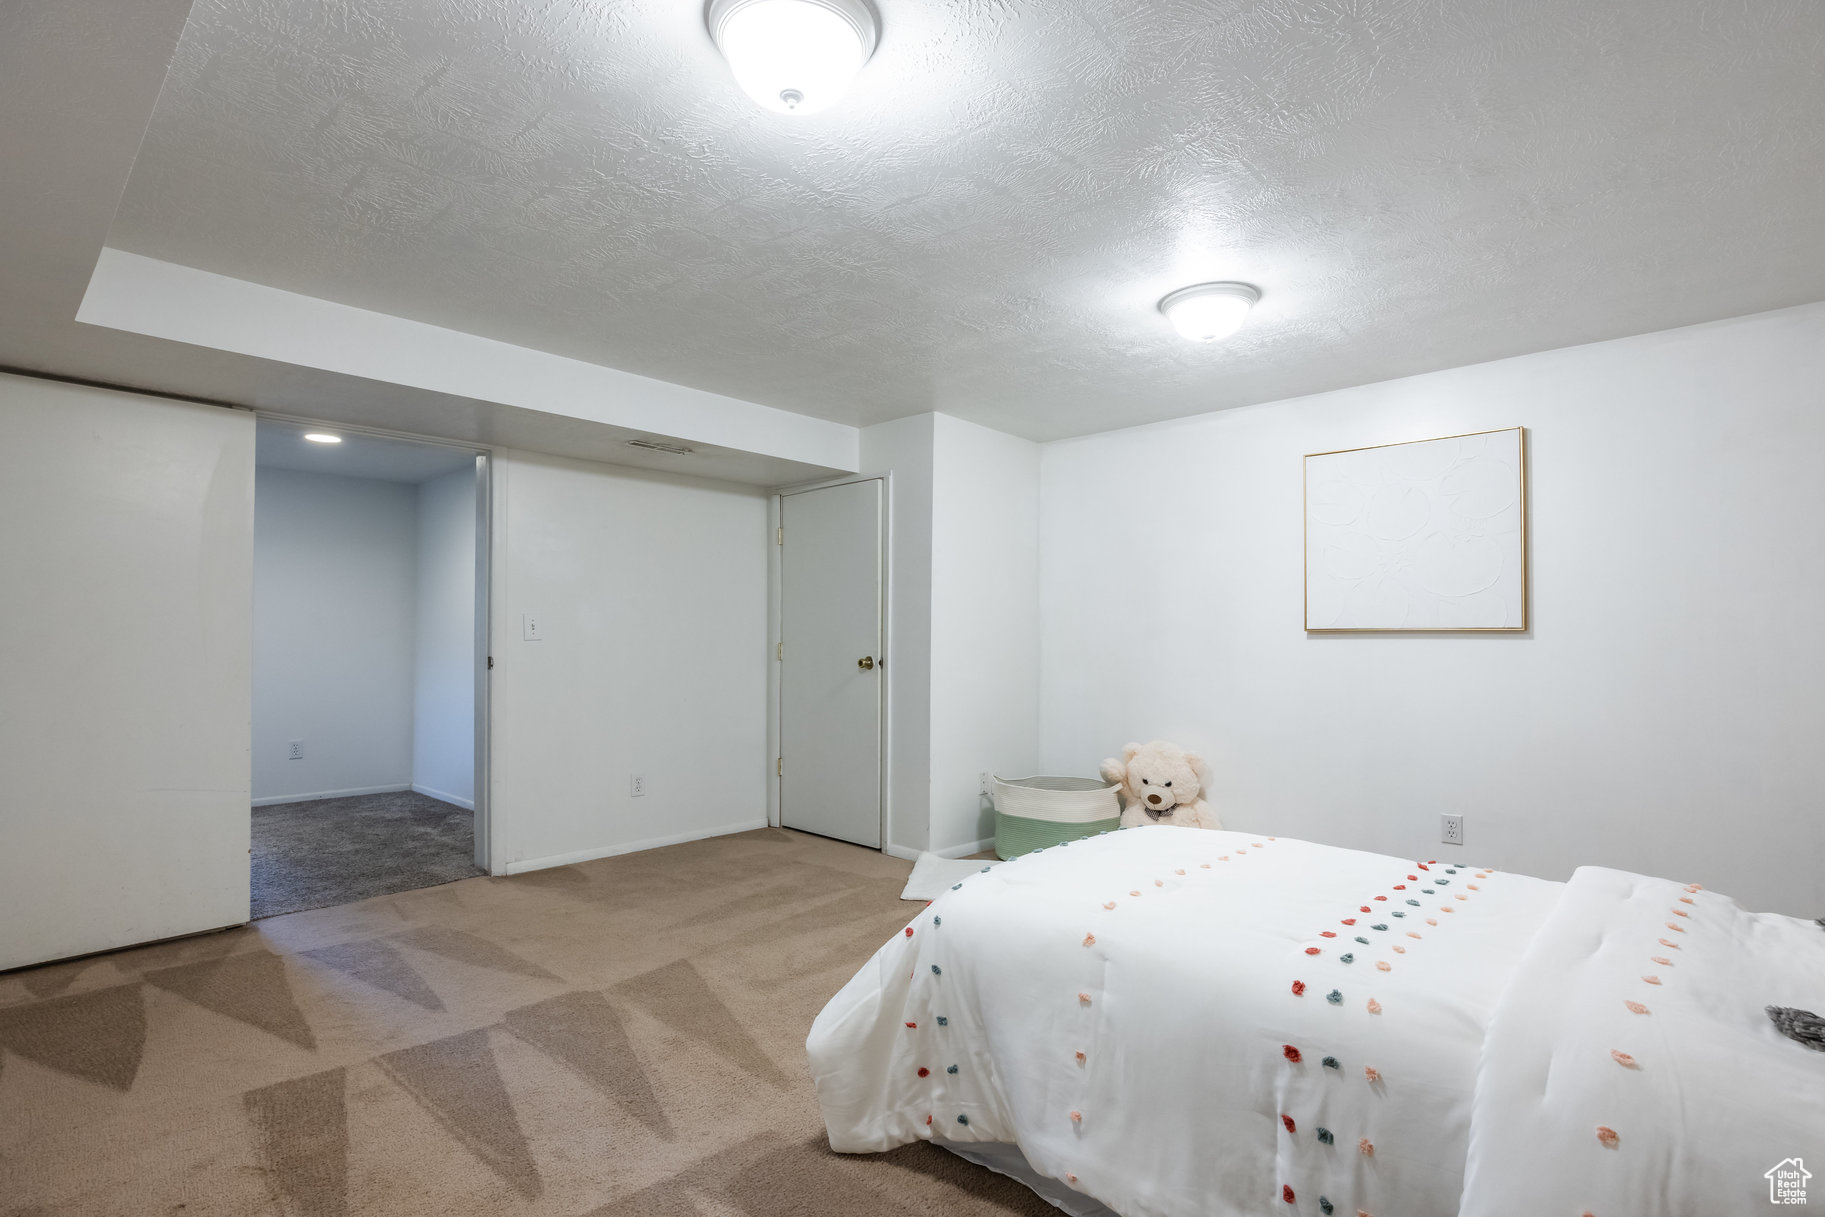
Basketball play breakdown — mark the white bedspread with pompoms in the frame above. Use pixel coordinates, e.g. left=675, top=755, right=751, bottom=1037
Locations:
left=1458, top=866, right=1825, bottom=1217
left=807, top=828, right=1560, bottom=1217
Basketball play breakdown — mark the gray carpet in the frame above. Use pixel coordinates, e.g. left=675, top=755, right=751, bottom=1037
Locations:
left=251, top=789, right=482, bottom=919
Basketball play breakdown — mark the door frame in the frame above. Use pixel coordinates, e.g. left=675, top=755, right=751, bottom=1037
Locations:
left=769, top=472, right=891, bottom=852
left=256, top=412, right=495, bottom=874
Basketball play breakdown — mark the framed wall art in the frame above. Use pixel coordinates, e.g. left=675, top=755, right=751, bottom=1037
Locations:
left=1304, top=427, right=1527, bottom=632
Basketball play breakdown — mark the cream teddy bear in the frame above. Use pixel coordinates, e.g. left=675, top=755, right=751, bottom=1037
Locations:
left=1099, top=740, right=1222, bottom=829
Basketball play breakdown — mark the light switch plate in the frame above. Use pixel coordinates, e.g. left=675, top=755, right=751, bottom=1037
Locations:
left=523, top=613, right=542, bottom=641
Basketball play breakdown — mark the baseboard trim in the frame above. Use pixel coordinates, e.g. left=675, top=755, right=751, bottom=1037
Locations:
left=252, top=783, right=412, bottom=807
left=2, top=921, right=245, bottom=976
left=495, top=818, right=770, bottom=876
left=882, top=837, right=995, bottom=861
left=411, top=784, right=475, bottom=811
left=931, top=837, right=996, bottom=860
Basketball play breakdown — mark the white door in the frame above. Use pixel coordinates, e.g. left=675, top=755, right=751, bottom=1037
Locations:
left=780, top=479, right=884, bottom=847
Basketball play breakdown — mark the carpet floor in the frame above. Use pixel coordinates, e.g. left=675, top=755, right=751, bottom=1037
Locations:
left=0, top=828, right=1056, bottom=1217
left=252, top=791, right=484, bottom=920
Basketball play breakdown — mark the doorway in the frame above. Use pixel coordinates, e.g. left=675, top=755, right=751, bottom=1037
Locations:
left=250, top=419, right=489, bottom=917
left=778, top=477, right=885, bottom=848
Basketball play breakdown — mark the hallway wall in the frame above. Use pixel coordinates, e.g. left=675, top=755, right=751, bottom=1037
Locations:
left=413, top=466, right=478, bottom=808
left=252, top=468, right=417, bottom=803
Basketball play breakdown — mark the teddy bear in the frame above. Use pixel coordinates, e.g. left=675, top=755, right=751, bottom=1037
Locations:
left=1099, top=740, right=1222, bottom=829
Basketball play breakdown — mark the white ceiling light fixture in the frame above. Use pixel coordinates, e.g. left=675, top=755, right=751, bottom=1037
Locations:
left=1157, top=281, right=1262, bottom=342
left=707, top=0, right=879, bottom=115
left=303, top=432, right=342, bottom=444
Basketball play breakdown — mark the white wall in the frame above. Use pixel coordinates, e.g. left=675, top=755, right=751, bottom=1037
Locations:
left=858, top=413, right=1042, bottom=857
left=1039, top=302, right=1825, bottom=916
left=252, top=468, right=417, bottom=803
left=928, top=414, right=1041, bottom=853
left=413, top=467, right=477, bottom=808
left=860, top=415, right=935, bottom=856
left=0, top=374, right=253, bottom=970
left=488, top=450, right=770, bottom=872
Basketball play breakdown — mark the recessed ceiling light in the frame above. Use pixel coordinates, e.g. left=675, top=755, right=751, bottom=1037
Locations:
left=303, top=432, right=342, bottom=444
left=1158, top=282, right=1262, bottom=342
left=708, top=0, right=879, bottom=115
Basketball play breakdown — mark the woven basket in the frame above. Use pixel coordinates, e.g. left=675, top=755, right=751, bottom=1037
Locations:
left=992, top=775, right=1122, bottom=860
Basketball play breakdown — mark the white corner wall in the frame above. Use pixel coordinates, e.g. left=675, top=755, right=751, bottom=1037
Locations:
left=1039, top=302, right=1825, bottom=916
left=0, top=374, right=254, bottom=970
left=252, top=468, right=418, bottom=803
left=861, top=414, right=936, bottom=856
left=928, top=414, right=1041, bottom=853
left=859, top=413, right=1041, bottom=857
left=487, top=450, right=770, bottom=872
left=413, top=467, right=477, bottom=809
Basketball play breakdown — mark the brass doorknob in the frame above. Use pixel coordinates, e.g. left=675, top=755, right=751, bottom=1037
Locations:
left=857, top=656, right=875, bottom=670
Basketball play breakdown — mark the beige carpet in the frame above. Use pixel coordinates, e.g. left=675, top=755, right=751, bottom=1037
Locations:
left=0, top=829, right=1055, bottom=1216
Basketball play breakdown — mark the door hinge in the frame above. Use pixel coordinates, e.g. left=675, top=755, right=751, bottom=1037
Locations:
left=776, top=526, right=783, bottom=545
left=777, top=756, right=782, bottom=777
left=777, top=641, right=783, bottom=660
left=487, top=655, right=494, bottom=669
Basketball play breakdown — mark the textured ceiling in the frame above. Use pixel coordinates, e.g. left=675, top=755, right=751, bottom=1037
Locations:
left=111, top=0, right=1825, bottom=441
left=0, top=0, right=837, bottom=487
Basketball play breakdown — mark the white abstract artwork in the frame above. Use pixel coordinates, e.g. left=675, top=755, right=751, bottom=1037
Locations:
left=1305, top=427, right=1526, bottom=631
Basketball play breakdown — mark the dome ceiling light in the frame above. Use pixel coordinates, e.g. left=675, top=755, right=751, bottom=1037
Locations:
left=1157, top=282, right=1262, bottom=342
left=707, top=0, right=879, bottom=115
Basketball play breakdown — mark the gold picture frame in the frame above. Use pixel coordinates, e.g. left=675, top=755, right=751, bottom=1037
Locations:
left=1304, top=426, right=1528, bottom=633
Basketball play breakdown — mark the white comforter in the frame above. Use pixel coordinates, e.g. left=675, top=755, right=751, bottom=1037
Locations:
left=808, top=828, right=1561, bottom=1217
left=1459, top=866, right=1825, bottom=1217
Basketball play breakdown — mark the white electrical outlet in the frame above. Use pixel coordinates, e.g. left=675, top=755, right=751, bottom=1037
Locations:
left=1441, top=814, right=1464, bottom=845
left=288, top=740, right=304, bottom=761
left=630, top=774, right=647, bottom=797
left=980, top=771, right=992, bottom=798
left=522, top=613, right=543, bottom=641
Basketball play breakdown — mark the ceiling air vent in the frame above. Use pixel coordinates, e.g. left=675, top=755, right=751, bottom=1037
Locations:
left=627, top=439, right=694, bottom=456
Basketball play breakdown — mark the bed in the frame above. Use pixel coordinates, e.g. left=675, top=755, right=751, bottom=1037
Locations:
left=806, top=827, right=1825, bottom=1216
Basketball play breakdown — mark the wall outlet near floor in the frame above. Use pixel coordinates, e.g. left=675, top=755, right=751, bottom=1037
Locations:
left=522, top=613, right=542, bottom=641
left=980, top=771, right=992, bottom=799
left=288, top=740, right=304, bottom=761
left=630, top=774, right=647, bottom=797
left=1441, top=814, right=1464, bottom=845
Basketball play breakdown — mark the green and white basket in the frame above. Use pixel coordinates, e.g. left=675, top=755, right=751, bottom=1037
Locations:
left=992, top=775, right=1122, bottom=860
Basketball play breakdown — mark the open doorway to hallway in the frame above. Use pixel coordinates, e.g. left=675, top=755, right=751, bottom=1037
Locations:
left=251, top=419, right=487, bottom=917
